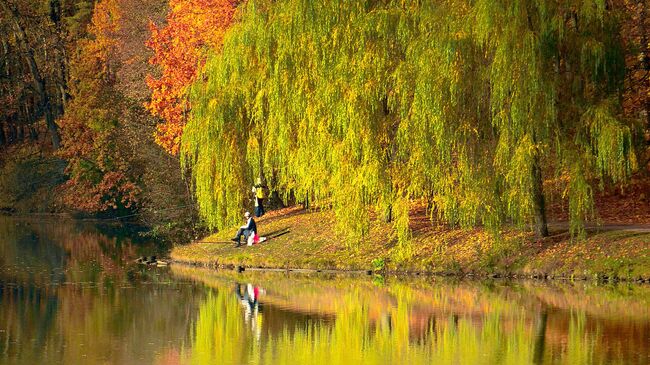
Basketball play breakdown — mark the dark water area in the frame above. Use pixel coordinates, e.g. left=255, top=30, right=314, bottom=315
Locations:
left=1, top=217, right=650, bottom=365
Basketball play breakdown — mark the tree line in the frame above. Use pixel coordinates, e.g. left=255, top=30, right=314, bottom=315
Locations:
left=0, top=0, right=200, bottom=241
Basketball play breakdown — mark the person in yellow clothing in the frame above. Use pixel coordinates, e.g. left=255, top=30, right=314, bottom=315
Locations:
left=251, top=178, right=267, bottom=217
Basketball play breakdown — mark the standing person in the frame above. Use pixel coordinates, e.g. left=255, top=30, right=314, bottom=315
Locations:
left=231, top=211, right=257, bottom=247
left=251, top=178, right=267, bottom=217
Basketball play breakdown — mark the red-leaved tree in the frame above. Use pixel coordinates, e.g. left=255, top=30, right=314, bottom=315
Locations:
left=145, top=0, right=239, bottom=155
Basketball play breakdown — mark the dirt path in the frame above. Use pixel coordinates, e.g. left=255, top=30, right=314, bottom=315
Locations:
left=548, top=222, right=650, bottom=233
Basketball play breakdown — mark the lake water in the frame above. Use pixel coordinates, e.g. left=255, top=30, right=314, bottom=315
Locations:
left=1, top=216, right=649, bottom=365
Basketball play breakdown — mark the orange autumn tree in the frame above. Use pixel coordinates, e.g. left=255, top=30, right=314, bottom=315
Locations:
left=146, top=0, right=239, bottom=155
left=58, top=0, right=140, bottom=212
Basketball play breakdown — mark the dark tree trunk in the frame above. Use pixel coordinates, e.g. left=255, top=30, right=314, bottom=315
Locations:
left=0, top=122, right=6, bottom=147
left=48, top=0, right=61, bottom=23
left=16, top=125, right=24, bottom=142
left=2, top=2, right=61, bottom=149
left=532, top=155, right=549, bottom=238
left=383, top=206, right=393, bottom=223
left=257, top=132, right=285, bottom=209
left=1, top=38, right=13, bottom=149
left=268, top=168, right=285, bottom=208
left=29, top=125, right=38, bottom=141
left=638, top=0, right=650, bottom=146
left=50, top=0, right=68, bottom=117
left=1, top=39, right=9, bottom=78
left=381, top=96, right=395, bottom=223
left=8, top=123, right=17, bottom=144
left=255, top=132, right=284, bottom=209
left=57, top=83, right=67, bottom=116
left=23, top=102, right=33, bottom=124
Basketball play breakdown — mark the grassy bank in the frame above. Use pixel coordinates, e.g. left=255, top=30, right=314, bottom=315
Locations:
left=171, top=206, right=650, bottom=281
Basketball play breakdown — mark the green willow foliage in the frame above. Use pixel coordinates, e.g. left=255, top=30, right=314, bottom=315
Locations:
left=183, top=0, right=635, bottom=246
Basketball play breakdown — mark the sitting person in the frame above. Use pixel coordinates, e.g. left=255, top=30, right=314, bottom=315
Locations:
left=231, top=211, right=257, bottom=247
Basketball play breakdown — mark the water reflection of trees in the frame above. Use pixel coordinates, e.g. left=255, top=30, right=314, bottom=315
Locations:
left=0, top=218, right=143, bottom=285
left=2, top=276, right=200, bottom=365
left=0, top=218, right=199, bottom=365
left=0, top=284, right=60, bottom=363
left=175, top=266, right=650, bottom=365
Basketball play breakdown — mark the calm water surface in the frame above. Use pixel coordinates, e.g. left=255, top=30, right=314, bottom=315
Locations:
left=1, top=217, right=649, bottom=365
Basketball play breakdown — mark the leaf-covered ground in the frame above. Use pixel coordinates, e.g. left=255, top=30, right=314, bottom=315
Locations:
left=171, top=205, right=650, bottom=280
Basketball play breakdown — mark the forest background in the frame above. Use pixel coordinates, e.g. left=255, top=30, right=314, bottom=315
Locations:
left=0, top=0, right=649, bottom=247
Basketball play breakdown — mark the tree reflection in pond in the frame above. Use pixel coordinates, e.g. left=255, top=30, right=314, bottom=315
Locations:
left=178, top=267, right=650, bottom=365
left=0, top=217, right=198, bottom=365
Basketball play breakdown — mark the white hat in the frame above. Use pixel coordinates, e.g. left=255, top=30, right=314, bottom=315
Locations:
left=244, top=211, right=251, bottom=218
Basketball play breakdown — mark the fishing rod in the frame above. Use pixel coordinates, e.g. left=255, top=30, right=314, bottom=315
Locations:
left=197, top=227, right=290, bottom=244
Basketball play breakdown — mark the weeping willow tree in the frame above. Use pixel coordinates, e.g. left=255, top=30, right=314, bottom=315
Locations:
left=183, top=0, right=636, bottom=247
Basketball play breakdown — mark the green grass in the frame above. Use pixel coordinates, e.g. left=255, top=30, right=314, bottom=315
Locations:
left=524, top=230, right=650, bottom=279
left=171, top=206, right=393, bottom=270
left=171, top=206, right=650, bottom=279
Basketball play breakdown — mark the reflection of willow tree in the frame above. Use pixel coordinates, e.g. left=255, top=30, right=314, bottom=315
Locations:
left=179, top=267, right=650, bottom=365
left=189, top=280, right=609, bottom=364
left=191, top=291, right=250, bottom=365
left=523, top=281, right=650, bottom=320
left=533, top=309, right=548, bottom=365
left=565, top=312, right=596, bottom=365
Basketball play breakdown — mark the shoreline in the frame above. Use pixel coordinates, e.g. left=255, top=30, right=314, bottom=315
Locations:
left=169, top=259, right=650, bottom=285
left=170, top=206, right=650, bottom=284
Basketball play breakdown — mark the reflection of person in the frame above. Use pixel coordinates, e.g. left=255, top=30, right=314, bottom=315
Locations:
left=234, top=283, right=263, bottom=339
left=231, top=212, right=257, bottom=247
left=235, top=283, right=258, bottom=309
left=251, top=178, right=267, bottom=217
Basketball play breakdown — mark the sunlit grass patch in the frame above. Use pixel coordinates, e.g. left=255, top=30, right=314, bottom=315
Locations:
left=172, top=206, right=650, bottom=278
left=525, top=230, right=650, bottom=279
